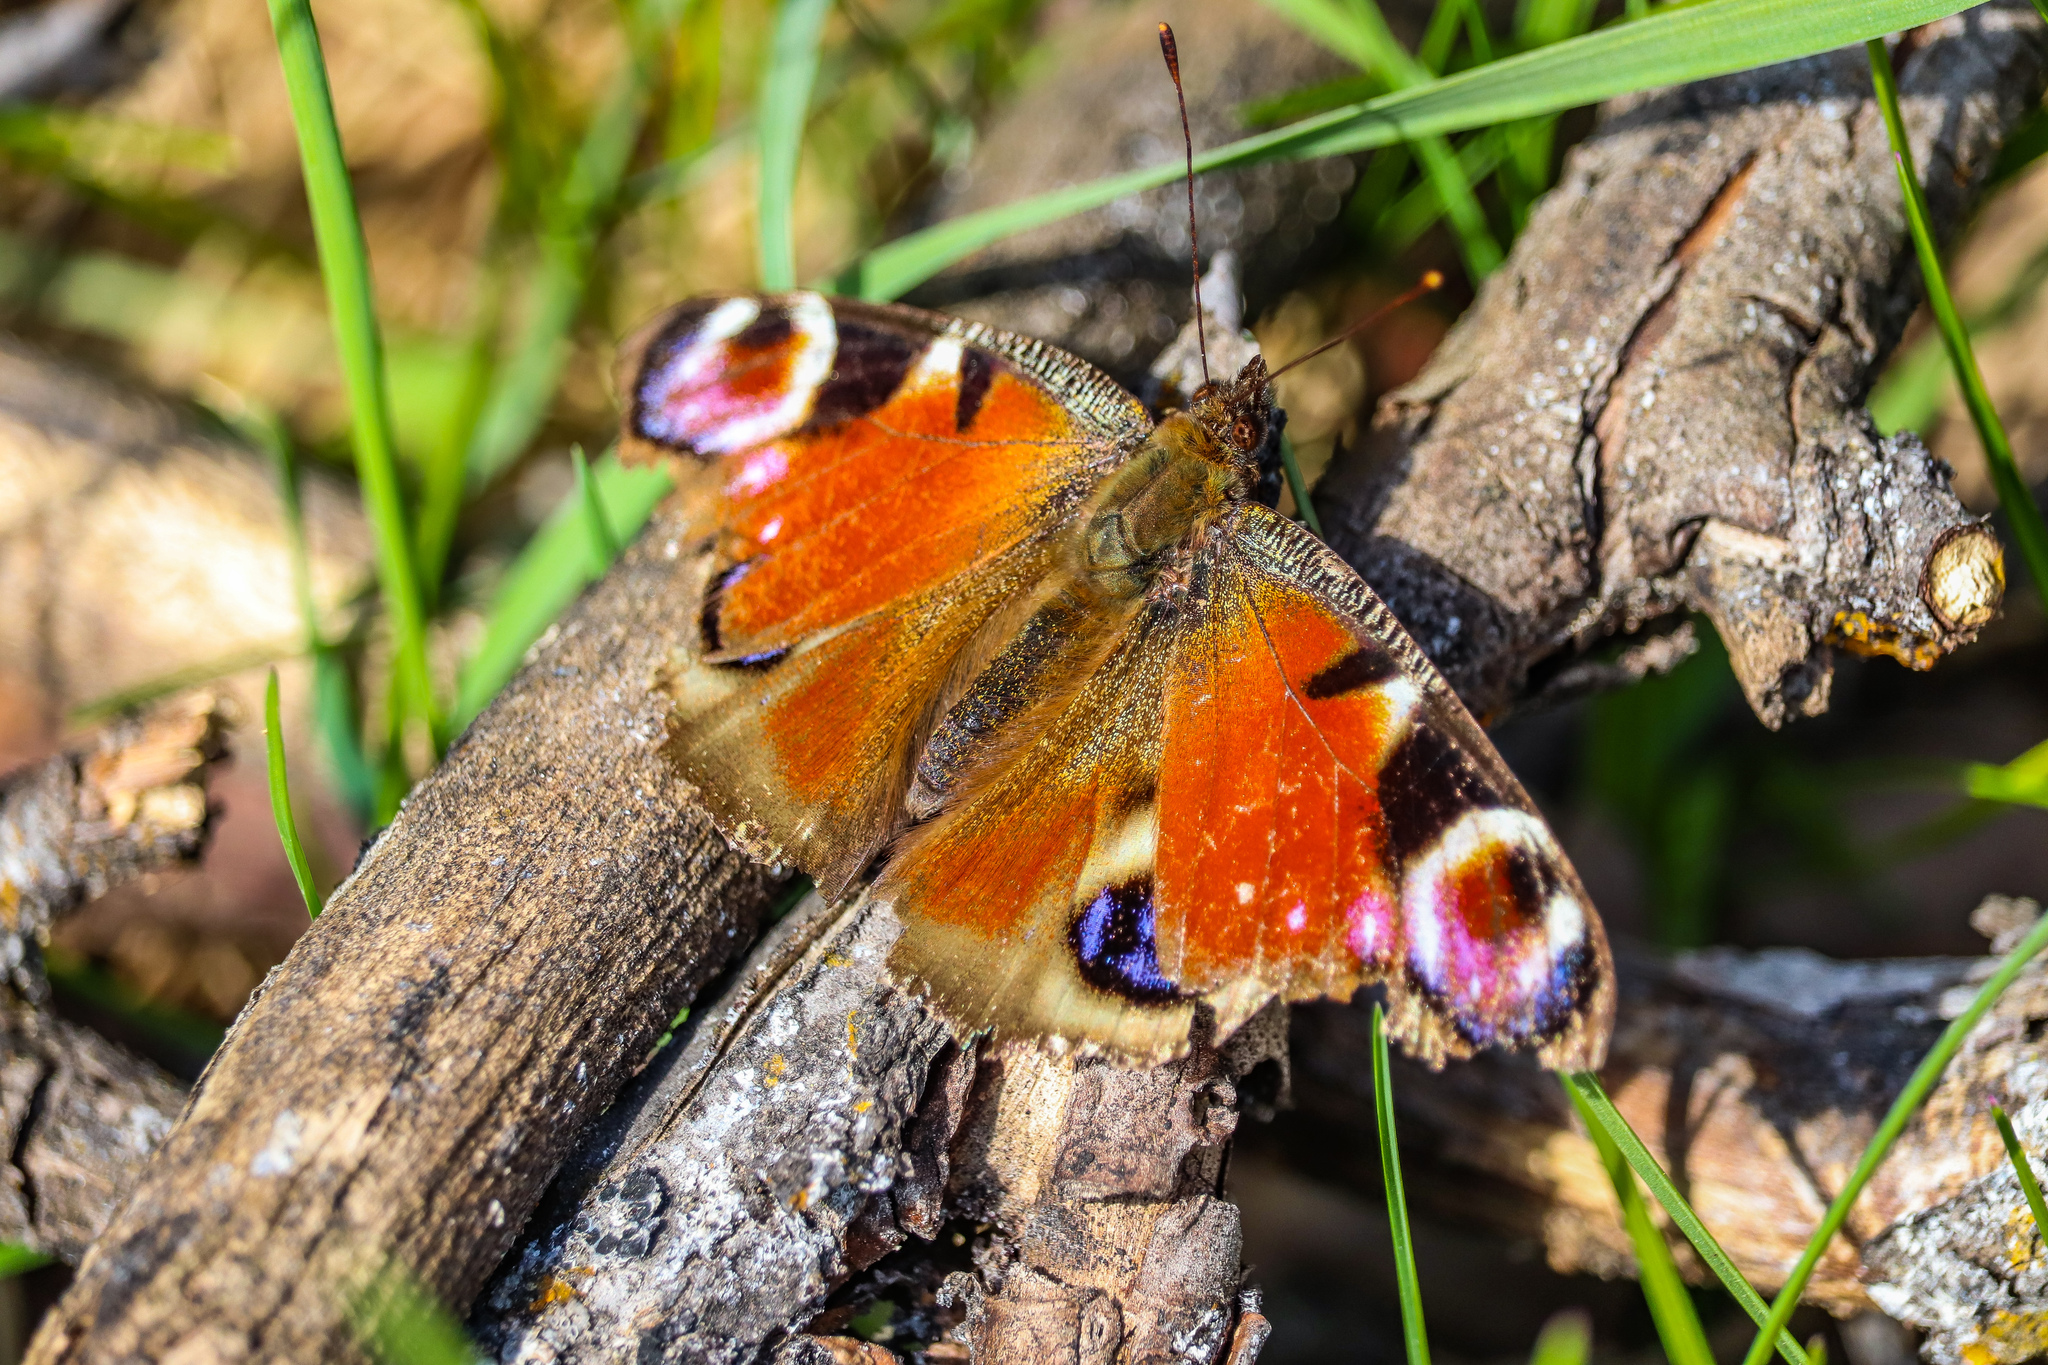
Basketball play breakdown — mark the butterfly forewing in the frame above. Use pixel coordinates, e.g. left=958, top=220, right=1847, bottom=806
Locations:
left=624, top=292, right=1149, bottom=890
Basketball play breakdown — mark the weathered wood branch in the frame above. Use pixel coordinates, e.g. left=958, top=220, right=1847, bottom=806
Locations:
left=0, top=700, right=220, bottom=1260
left=1319, top=5, right=2046, bottom=725
left=24, top=8, right=2048, bottom=1363
left=1, top=691, right=228, bottom=972
left=23, top=533, right=776, bottom=1362
left=1287, top=897, right=2048, bottom=1365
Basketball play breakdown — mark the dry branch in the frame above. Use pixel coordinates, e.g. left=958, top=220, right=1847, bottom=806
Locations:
left=0, top=700, right=221, bottom=1260
left=24, top=8, right=2048, bottom=1363
left=23, top=532, right=777, bottom=1363
left=1288, top=897, right=2048, bottom=1365
left=1318, top=5, right=2047, bottom=725
left=1, top=691, right=228, bottom=979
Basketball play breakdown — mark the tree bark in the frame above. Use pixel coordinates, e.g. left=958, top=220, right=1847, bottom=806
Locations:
left=25, top=7, right=2048, bottom=1363
left=1317, top=6, right=2046, bottom=725
left=0, top=699, right=222, bottom=1261
left=22, top=530, right=776, bottom=1363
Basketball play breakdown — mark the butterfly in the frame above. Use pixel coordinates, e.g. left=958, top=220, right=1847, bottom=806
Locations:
left=616, top=284, right=1614, bottom=1071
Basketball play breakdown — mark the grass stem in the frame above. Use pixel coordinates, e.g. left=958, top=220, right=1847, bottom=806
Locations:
left=758, top=0, right=833, bottom=290
left=1739, top=909, right=2048, bottom=1365
left=264, top=668, right=324, bottom=920
left=1993, top=1103, right=2048, bottom=1236
left=1372, top=1003, right=1431, bottom=1365
left=1865, top=37, right=2048, bottom=602
left=265, top=0, right=438, bottom=746
left=1564, top=1078, right=1713, bottom=1365
left=1565, top=1071, right=1809, bottom=1365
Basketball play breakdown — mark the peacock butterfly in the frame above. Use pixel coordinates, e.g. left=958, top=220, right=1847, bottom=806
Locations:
left=617, top=27, right=1613, bottom=1071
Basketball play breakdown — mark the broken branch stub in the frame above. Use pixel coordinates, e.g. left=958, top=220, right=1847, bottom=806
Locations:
left=0, top=691, right=228, bottom=989
left=0, top=708, right=218, bottom=1262
left=1317, top=5, right=2047, bottom=726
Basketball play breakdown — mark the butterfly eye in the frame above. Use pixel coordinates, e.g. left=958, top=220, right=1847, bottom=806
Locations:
left=1232, top=419, right=1257, bottom=448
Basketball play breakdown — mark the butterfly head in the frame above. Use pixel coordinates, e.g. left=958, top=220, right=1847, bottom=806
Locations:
left=1187, top=354, right=1281, bottom=495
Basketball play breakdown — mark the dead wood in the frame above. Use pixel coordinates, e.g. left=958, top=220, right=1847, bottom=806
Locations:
left=1317, top=5, right=2047, bottom=726
left=0, top=335, right=371, bottom=766
left=0, top=698, right=221, bottom=1260
left=473, top=890, right=1284, bottom=1364
left=25, top=11, right=2048, bottom=1365
left=1284, top=896, right=2048, bottom=1365
left=22, top=524, right=776, bottom=1363
left=0, top=1001, right=186, bottom=1263
left=1, top=690, right=228, bottom=982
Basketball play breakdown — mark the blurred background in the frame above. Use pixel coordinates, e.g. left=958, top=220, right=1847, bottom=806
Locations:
left=0, top=0, right=2043, bottom=1359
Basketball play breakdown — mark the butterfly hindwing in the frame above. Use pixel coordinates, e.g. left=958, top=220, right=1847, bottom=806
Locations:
left=879, top=503, right=1611, bottom=1069
left=625, top=293, right=1150, bottom=889
left=1160, top=506, right=1611, bottom=1069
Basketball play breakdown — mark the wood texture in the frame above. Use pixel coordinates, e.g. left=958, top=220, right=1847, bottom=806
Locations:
left=0, top=702, right=220, bottom=1261
left=1318, top=6, right=2048, bottom=725
left=23, top=523, right=776, bottom=1363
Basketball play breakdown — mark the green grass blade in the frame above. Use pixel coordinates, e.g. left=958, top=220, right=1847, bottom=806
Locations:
left=572, top=444, right=622, bottom=569
left=1528, top=1311, right=1590, bottom=1365
left=1993, top=1103, right=2048, bottom=1236
left=1867, top=38, right=2048, bottom=603
left=265, top=0, right=437, bottom=742
left=1372, top=1003, right=1431, bottom=1365
left=0, top=1243, right=53, bottom=1278
left=206, top=387, right=378, bottom=815
left=1964, top=737, right=2048, bottom=809
left=1564, top=1078, right=1715, bottom=1365
left=453, top=453, right=671, bottom=727
left=844, top=0, right=1973, bottom=302
left=464, top=62, right=654, bottom=491
left=265, top=669, right=324, bottom=920
left=1243, top=0, right=1505, bottom=276
left=758, top=0, right=834, bottom=291
left=1740, top=910, right=2048, bottom=1365
left=1278, top=432, right=1324, bottom=538
left=1565, top=1071, right=1809, bottom=1365
left=353, top=1267, right=480, bottom=1365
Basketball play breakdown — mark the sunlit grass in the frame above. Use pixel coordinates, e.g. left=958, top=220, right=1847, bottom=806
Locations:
left=264, top=0, right=437, bottom=752
left=264, top=668, right=324, bottom=920
left=1866, top=36, right=2048, bottom=603
left=1371, top=1003, right=1431, bottom=1365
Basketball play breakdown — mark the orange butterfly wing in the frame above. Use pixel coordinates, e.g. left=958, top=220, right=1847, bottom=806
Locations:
left=878, top=503, right=1611, bottom=1069
left=623, top=293, right=1149, bottom=889
left=1154, top=507, right=1612, bottom=1068
left=625, top=296, right=1611, bottom=1068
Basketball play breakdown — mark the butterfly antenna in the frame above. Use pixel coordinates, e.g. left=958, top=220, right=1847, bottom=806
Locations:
left=1269, top=271, right=1446, bottom=380
left=1158, top=22, right=1209, bottom=388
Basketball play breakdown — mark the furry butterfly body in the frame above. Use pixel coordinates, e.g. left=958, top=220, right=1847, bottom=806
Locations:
left=623, top=291, right=1614, bottom=1069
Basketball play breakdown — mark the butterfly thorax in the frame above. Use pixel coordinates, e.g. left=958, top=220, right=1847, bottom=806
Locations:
left=1077, top=357, right=1276, bottom=593
left=904, top=361, right=1276, bottom=820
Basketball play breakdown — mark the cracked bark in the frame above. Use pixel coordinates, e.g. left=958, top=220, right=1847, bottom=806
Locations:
left=1288, top=896, right=2048, bottom=1365
left=24, top=7, right=2048, bottom=1364
left=1318, top=5, right=2045, bottom=726
left=0, top=699, right=220, bottom=1261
